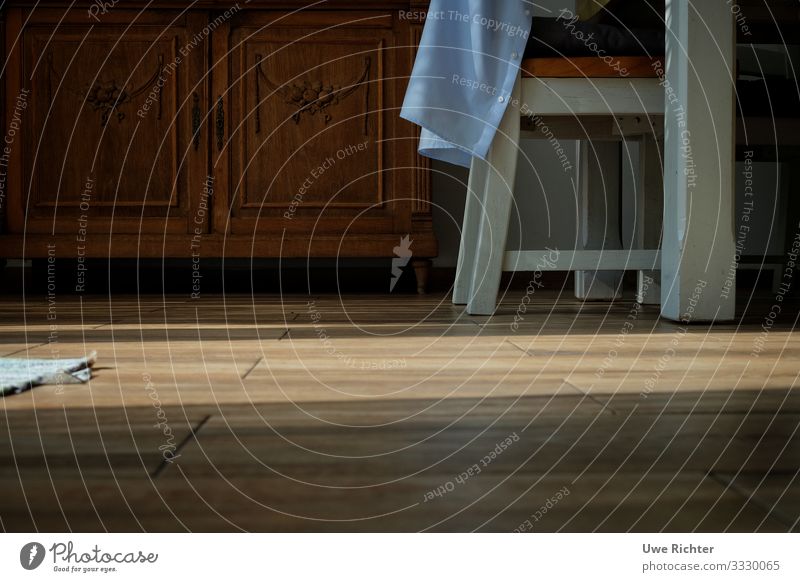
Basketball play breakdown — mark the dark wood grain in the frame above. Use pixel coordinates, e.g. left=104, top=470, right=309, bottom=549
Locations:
left=0, top=3, right=437, bottom=270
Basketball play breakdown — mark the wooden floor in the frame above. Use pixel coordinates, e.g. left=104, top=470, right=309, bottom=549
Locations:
left=1, top=291, right=798, bottom=532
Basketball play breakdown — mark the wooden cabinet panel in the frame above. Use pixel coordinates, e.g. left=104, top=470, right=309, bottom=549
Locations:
left=11, top=12, right=208, bottom=234
left=0, top=3, right=436, bottom=267
left=237, top=34, right=384, bottom=212
left=219, top=12, right=404, bottom=238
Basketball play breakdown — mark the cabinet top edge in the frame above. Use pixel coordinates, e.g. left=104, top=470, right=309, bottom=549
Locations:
left=2, top=1, right=431, bottom=9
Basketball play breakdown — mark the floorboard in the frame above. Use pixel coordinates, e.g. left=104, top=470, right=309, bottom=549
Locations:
left=1, top=292, right=797, bottom=531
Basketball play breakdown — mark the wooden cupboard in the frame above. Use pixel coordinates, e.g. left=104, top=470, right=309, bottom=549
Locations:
left=0, top=1, right=435, bottom=289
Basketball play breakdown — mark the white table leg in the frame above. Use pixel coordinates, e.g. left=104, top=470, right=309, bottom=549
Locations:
left=466, top=76, right=521, bottom=315
left=453, top=156, right=489, bottom=305
left=574, top=140, right=623, bottom=300
left=636, top=133, right=663, bottom=304
left=661, top=1, right=736, bottom=322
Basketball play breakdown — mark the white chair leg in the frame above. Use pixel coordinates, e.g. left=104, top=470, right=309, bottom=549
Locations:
left=574, top=140, right=623, bottom=300
left=466, top=76, right=521, bottom=315
left=453, top=156, right=489, bottom=305
left=636, top=133, right=663, bottom=304
left=662, top=1, right=735, bottom=322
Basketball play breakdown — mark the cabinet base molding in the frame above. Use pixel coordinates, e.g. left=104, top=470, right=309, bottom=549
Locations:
left=0, top=234, right=438, bottom=260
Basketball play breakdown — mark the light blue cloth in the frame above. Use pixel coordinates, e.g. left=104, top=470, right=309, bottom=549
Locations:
left=400, top=0, right=533, bottom=168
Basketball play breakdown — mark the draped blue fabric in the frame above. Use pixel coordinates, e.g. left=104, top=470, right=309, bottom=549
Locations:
left=400, top=0, right=532, bottom=167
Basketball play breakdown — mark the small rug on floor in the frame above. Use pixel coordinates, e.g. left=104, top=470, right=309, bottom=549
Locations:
left=0, top=352, right=96, bottom=396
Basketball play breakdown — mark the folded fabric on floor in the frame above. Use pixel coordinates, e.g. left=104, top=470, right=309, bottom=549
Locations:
left=0, top=352, right=96, bottom=396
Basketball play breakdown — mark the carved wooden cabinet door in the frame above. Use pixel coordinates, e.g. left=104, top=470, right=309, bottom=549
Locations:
left=9, top=10, right=209, bottom=236
left=1, top=5, right=435, bottom=263
left=213, top=11, right=416, bottom=255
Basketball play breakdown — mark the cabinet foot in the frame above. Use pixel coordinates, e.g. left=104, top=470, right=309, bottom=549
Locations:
left=411, top=259, right=432, bottom=294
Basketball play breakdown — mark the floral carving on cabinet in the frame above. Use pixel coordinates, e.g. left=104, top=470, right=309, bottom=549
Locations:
left=46, top=51, right=166, bottom=126
left=255, top=54, right=371, bottom=131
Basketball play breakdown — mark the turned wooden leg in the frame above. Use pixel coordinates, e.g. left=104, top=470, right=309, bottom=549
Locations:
left=412, top=259, right=432, bottom=294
